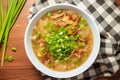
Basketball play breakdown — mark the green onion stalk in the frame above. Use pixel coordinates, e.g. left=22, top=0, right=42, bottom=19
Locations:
left=0, top=0, right=26, bottom=66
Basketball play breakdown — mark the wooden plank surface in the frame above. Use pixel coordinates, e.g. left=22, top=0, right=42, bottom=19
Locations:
left=0, top=0, right=43, bottom=80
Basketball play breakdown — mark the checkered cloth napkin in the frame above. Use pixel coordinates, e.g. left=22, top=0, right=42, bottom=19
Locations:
left=28, top=0, right=120, bottom=80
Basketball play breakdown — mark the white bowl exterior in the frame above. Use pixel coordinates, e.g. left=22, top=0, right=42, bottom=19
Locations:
left=24, top=4, right=100, bottom=78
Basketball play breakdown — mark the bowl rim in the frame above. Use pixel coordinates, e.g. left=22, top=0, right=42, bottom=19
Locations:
left=24, top=3, right=100, bottom=78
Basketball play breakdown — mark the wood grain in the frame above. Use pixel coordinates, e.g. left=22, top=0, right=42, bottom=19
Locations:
left=115, top=0, right=120, bottom=6
left=0, top=0, right=43, bottom=80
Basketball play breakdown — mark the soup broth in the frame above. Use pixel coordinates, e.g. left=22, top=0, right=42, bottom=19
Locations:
left=31, top=9, right=93, bottom=71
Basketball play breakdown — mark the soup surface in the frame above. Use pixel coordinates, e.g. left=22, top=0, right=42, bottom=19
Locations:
left=31, top=9, right=93, bottom=71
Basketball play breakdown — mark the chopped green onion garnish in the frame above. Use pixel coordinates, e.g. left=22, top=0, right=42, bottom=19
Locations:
left=57, top=9, right=63, bottom=14
left=44, top=26, right=79, bottom=62
left=11, top=47, right=17, bottom=52
left=68, top=20, right=73, bottom=24
left=7, top=55, right=14, bottom=62
left=78, top=42, right=86, bottom=47
left=37, top=52, right=42, bottom=58
left=74, top=60, right=81, bottom=65
left=47, top=63, right=51, bottom=68
left=36, top=31, right=41, bottom=39
left=81, top=17, right=88, bottom=26
left=46, top=12, right=52, bottom=17
left=78, top=17, right=88, bottom=30
left=81, top=35, right=86, bottom=38
left=83, top=53, right=88, bottom=57
left=80, top=24, right=86, bottom=30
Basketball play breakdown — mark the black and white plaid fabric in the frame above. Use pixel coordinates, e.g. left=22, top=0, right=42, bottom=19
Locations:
left=28, top=0, right=120, bottom=80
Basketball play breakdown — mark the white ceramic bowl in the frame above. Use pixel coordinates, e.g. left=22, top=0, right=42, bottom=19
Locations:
left=24, top=4, right=100, bottom=78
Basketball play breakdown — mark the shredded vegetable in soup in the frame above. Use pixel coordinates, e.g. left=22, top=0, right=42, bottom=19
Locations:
left=31, top=9, right=93, bottom=71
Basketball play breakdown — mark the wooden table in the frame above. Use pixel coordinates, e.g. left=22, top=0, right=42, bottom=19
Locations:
left=0, top=0, right=42, bottom=80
